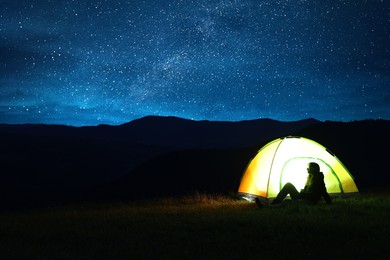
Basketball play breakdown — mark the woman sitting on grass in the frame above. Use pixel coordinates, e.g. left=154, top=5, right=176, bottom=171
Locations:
left=256, top=162, right=332, bottom=208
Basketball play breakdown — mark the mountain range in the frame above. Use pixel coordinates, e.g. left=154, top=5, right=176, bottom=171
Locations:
left=0, top=116, right=388, bottom=209
left=0, top=116, right=319, bottom=149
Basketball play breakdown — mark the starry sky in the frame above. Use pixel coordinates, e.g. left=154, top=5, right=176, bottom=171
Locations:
left=1, top=0, right=389, bottom=126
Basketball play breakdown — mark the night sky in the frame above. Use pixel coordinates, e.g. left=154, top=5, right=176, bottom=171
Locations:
left=1, top=0, right=389, bottom=126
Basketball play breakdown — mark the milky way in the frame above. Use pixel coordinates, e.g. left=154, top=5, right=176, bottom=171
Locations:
left=1, top=0, right=389, bottom=126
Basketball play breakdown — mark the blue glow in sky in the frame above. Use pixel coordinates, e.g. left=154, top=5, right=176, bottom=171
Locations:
left=1, top=0, right=389, bottom=126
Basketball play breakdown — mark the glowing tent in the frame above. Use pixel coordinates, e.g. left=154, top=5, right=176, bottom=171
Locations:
left=238, top=136, right=359, bottom=201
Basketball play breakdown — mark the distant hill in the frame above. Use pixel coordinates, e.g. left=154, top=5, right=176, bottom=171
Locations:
left=0, top=116, right=320, bottom=149
left=0, top=116, right=319, bottom=208
left=0, top=116, right=389, bottom=209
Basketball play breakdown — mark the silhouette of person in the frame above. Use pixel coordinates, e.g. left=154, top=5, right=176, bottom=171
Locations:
left=255, top=162, right=332, bottom=208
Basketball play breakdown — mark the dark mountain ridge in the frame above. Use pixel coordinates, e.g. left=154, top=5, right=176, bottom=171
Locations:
left=0, top=116, right=388, bottom=209
left=0, top=116, right=320, bottom=149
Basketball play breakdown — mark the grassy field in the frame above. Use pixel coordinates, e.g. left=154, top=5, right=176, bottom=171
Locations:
left=0, top=193, right=389, bottom=259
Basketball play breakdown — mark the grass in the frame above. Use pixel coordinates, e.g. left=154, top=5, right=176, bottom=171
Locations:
left=0, top=193, right=389, bottom=259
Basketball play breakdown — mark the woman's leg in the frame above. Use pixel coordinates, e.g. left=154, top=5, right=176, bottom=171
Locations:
left=272, top=183, right=300, bottom=204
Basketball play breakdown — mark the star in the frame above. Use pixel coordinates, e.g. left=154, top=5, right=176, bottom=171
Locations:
left=0, top=0, right=389, bottom=126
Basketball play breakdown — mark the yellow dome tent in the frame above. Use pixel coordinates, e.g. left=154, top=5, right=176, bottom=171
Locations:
left=238, top=136, right=359, bottom=201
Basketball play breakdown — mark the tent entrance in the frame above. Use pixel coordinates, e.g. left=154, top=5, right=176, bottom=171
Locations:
left=279, top=157, right=343, bottom=193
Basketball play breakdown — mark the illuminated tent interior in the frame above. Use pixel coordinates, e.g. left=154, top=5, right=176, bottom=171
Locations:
left=238, top=136, right=359, bottom=201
